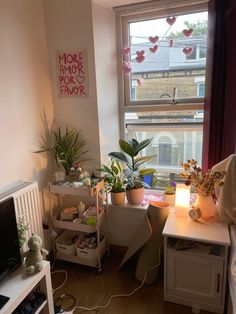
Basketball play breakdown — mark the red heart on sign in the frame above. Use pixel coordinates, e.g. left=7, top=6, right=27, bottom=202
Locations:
left=183, top=47, right=193, bottom=56
left=149, top=45, right=158, bottom=53
left=183, top=28, right=193, bottom=37
left=166, top=16, right=176, bottom=26
left=135, top=50, right=145, bottom=63
left=148, top=36, right=159, bottom=44
left=137, top=78, right=144, bottom=86
left=76, top=75, right=85, bottom=84
left=123, top=47, right=131, bottom=54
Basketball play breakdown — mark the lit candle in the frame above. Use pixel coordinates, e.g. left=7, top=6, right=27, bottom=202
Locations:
left=175, top=183, right=190, bottom=216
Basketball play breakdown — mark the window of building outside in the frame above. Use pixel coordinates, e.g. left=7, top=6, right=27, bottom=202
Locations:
left=120, top=5, right=208, bottom=190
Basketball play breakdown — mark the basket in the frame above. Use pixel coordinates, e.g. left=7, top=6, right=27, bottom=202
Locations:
left=55, top=230, right=79, bottom=255
left=75, top=236, right=106, bottom=259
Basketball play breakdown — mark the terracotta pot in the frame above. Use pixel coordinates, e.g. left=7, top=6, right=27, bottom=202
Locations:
left=163, top=193, right=175, bottom=207
left=126, top=187, right=144, bottom=205
left=197, top=194, right=218, bottom=219
left=111, top=191, right=126, bottom=206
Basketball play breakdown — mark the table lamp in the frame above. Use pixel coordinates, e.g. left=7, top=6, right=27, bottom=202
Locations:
left=175, top=183, right=190, bottom=216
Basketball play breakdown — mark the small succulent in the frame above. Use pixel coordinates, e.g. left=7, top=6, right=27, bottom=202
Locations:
left=164, top=181, right=176, bottom=195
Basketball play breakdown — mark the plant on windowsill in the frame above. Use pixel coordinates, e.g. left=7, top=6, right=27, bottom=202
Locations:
left=35, top=126, right=89, bottom=177
left=100, top=160, right=127, bottom=206
left=163, top=181, right=176, bottom=207
left=108, top=138, right=156, bottom=205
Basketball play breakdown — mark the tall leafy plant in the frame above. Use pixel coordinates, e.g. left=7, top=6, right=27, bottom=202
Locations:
left=35, top=127, right=89, bottom=175
left=108, top=138, right=156, bottom=189
left=100, top=160, right=127, bottom=193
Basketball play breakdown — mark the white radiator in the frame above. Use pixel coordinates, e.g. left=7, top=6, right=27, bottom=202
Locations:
left=0, top=181, right=44, bottom=250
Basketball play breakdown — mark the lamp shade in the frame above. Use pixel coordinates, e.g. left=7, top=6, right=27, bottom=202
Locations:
left=175, top=183, right=190, bottom=216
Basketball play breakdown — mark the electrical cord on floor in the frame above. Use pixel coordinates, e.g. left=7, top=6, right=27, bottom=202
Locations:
left=69, top=240, right=164, bottom=312
left=51, top=270, right=68, bottom=294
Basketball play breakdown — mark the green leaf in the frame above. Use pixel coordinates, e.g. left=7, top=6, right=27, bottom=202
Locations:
left=109, top=152, right=131, bottom=166
left=119, top=139, right=136, bottom=157
left=134, top=155, right=156, bottom=168
left=135, top=138, right=153, bottom=154
left=139, top=168, right=156, bottom=176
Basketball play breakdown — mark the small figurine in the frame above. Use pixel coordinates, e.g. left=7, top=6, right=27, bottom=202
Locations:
left=22, top=234, right=49, bottom=274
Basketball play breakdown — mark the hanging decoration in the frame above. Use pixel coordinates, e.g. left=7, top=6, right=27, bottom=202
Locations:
left=135, top=50, right=145, bottom=63
left=123, top=62, right=132, bottom=74
left=183, top=47, right=193, bottom=56
left=121, top=14, right=200, bottom=75
left=183, top=28, right=193, bottom=37
left=137, top=78, right=144, bottom=86
left=148, top=36, right=159, bottom=44
left=149, top=45, right=158, bottom=53
left=123, top=47, right=131, bottom=54
left=166, top=16, right=176, bottom=26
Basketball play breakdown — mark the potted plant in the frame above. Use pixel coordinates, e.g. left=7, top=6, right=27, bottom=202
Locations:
left=109, top=138, right=156, bottom=205
left=35, top=126, right=89, bottom=176
left=100, top=160, right=127, bottom=206
left=163, top=181, right=176, bottom=207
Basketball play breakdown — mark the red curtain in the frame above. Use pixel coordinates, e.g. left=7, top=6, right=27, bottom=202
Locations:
left=203, top=0, right=236, bottom=169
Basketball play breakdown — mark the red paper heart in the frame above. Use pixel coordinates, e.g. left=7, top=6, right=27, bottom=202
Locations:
left=123, top=62, right=132, bottom=74
left=76, top=75, right=85, bottom=84
left=123, top=47, right=131, bottom=54
left=166, top=16, right=176, bottom=26
left=183, top=47, right=193, bottom=56
left=149, top=45, right=158, bottom=53
left=183, top=28, right=193, bottom=37
left=148, top=36, right=159, bottom=44
left=169, top=39, right=173, bottom=48
left=137, top=78, right=144, bottom=86
left=135, top=50, right=145, bottom=63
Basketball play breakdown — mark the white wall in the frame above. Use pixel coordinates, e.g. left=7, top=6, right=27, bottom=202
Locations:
left=43, top=0, right=102, bottom=170
left=92, top=3, right=120, bottom=161
left=0, top=0, right=54, bottom=190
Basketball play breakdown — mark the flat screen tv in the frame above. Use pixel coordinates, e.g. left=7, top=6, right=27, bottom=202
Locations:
left=0, top=197, right=21, bottom=282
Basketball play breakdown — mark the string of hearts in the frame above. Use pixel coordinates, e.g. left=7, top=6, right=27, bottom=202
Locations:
left=123, top=16, right=194, bottom=83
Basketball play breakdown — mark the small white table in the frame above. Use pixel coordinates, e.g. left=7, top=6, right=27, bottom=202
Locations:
left=0, top=261, right=54, bottom=314
left=163, top=212, right=230, bottom=314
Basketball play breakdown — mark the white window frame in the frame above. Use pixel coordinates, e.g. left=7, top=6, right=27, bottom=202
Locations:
left=115, top=0, right=208, bottom=138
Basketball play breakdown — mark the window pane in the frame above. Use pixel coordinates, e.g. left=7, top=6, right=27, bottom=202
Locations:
left=128, top=11, right=208, bottom=101
left=125, top=111, right=203, bottom=189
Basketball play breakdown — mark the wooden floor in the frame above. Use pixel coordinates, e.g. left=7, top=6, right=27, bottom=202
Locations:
left=51, top=248, right=212, bottom=314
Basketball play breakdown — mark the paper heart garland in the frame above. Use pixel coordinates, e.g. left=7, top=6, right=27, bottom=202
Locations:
left=149, top=45, right=158, bottom=53
left=135, top=50, right=145, bottom=63
left=183, top=47, right=193, bottom=56
left=169, top=39, right=173, bottom=48
left=137, top=78, right=144, bottom=86
left=183, top=28, right=193, bottom=37
left=123, top=62, right=132, bottom=74
left=123, top=47, right=131, bottom=54
left=148, top=36, right=159, bottom=44
left=166, top=16, right=176, bottom=26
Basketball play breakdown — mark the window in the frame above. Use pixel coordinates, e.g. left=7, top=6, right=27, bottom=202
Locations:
left=117, top=2, right=208, bottom=189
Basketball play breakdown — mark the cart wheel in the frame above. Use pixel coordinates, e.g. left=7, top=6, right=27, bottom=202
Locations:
left=97, top=268, right=103, bottom=274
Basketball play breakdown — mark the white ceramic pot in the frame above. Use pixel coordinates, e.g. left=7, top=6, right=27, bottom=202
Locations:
left=197, top=194, right=218, bottom=219
left=111, top=191, right=126, bottom=206
left=126, top=187, right=144, bottom=205
left=163, top=193, right=175, bottom=207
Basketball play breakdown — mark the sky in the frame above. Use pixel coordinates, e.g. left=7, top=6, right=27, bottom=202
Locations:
left=130, top=11, right=208, bottom=43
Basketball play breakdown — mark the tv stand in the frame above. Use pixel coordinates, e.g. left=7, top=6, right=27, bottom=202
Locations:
left=0, top=261, right=54, bottom=313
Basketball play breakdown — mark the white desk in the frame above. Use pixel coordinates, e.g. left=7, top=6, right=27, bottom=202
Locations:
left=0, top=261, right=54, bottom=314
left=163, top=212, right=230, bottom=314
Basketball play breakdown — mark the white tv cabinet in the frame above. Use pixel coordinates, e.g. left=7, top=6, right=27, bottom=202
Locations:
left=163, top=212, right=230, bottom=314
left=0, top=261, right=54, bottom=314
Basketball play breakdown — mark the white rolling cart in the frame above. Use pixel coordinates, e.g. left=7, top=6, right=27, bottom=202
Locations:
left=49, top=179, right=109, bottom=273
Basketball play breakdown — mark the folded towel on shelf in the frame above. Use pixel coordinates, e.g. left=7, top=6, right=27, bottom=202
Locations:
left=212, top=154, right=236, bottom=224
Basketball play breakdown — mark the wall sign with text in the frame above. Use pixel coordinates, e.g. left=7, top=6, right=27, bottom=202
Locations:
left=56, top=50, right=89, bottom=98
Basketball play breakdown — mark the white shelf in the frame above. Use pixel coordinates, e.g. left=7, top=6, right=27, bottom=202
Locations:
left=35, top=299, right=48, bottom=314
left=0, top=261, right=54, bottom=314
